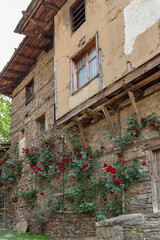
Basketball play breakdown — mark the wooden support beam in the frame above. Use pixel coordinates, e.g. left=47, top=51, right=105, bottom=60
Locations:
left=30, top=18, right=47, bottom=27
left=77, top=120, right=88, bottom=148
left=8, top=70, right=25, bottom=75
left=24, top=44, right=44, bottom=51
left=42, top=2, right=60, bottom=11
left=18, top=54, right=36, bottom=61
left=13, top=62, right=32, bottom=67
left=128, top=91, right=141, bottom=127
left=101, top=106, right=116, bottom=134
left=21, top=31, right=39, bottom=37
left=2, top=77, right=18, bottom=81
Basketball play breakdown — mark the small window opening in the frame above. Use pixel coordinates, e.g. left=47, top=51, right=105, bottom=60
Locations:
left=37, top=115, right=46, bottom=134
left=71, top=0, right=85, bottom=33
left=26, top=79, right=34, bottom=104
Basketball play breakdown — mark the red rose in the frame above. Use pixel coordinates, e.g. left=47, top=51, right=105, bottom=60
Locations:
left=56, top=176, right=60, bottom=179
left=135, top=128, right=139, bottom=133
left=13, top=168, right=16, bottom=172
left=21, top=188, right=23, bottom=190
left=103, top=163, right=107, bottom=167
left=103, top=198, right=107, bottom=201
left=113, top=175, right=116, bottom=178
left=57, top=151, right=60, bottom=154
left=122, top=160, right=126, bottom=164
left=42, top=143, right=44, bottom=146
left=90, top=155, right=93, bottom=158
left=82, top=164, right=88, bottom=169
left=130, top=132, right=134, bottom=136
left=148, top=119, right=152, bottom=123
left=153, top=125, right=157, bottom=129
left=70, top=152, right=72, bottom=155
left=142, top=162, right=147, bottom=165
left=63, top=154, right=66, bottom=157
left=85, top=148, right=88, bottom=151
left=40, top=192, right=44, bottom=196
left=101, top=146, right=104, bottom=149
left=114, top=196, right=118, bottom=200
left=117, top=153, right=122, bottom=158
left=54, top=159, right=57, bottom=162
left=72, top=176, right=75, bottom=179
left=78, top=153, right=82, bottom=158
left=141, top=118, right=145, bottom=121
left=75, top=149, right=79, bottom=152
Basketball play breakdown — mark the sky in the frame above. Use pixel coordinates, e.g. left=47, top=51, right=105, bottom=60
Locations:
left=0, top=0, right=31, bottom=72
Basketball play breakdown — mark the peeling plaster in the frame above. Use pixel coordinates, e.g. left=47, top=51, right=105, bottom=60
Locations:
left=124, top=0, right=160, bottom=55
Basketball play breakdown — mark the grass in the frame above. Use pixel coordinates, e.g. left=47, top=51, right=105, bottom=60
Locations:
left=0, top=227, right=56, bottom=239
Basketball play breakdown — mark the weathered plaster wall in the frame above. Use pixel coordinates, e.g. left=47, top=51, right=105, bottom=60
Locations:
left=54, top=0, right=160, bottom=118
left=11, top=49, right=55, bottom=147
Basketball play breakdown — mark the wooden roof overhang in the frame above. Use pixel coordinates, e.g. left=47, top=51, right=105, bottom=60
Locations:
left=0, top=0, right=67, bottom=97
left=57, top=53, right=160, bottom=142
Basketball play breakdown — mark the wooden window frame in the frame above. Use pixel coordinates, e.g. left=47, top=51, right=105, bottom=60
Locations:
left=36, top=114, right=46, bottom=135
left=25, top=79, right=34, bottom=105
left=70, top=0, right=85, bottom=34
left=71, top=35, right=99, bottom=94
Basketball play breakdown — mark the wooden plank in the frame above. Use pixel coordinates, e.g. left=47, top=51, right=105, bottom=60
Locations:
left=101, top=106, right=116, bottom=134
left=57, top=70, right=160, bottom=126
left=128, top=91, right=141, bottom=127
left=77, top=120, right=88, bottom=148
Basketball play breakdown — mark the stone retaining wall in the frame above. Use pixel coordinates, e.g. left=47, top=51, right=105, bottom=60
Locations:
left=96, top=213, right=160, bottom=240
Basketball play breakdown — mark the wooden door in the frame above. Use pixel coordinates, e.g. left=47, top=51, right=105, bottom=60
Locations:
left=152, top=149, right=160, bottom=212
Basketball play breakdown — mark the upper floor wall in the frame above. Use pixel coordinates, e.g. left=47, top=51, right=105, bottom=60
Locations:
left=54, top=0, right=160, bottom=119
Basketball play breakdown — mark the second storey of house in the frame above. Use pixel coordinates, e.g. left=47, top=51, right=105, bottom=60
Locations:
left=54, top=0, right=160, bottom=119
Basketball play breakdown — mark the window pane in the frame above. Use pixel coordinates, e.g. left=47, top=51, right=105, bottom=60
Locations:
left=40, top=126, right=45, bottom=133
left=77, top=56, right=86, bottom=70
left=89, top=58, right=97, bottom=80
left=88, top=47, right=96, bottom=61
left=40, top=120, right=45, bottom=128
left=78, top=66, right=86, bottom=88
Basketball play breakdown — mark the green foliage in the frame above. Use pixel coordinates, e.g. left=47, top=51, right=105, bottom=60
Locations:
left=18, top=187, right=37, bottom=205
left=0, top=95, right=11, bottom=143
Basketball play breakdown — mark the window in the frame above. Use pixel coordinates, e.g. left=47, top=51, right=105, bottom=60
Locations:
left=71, top=37, right=98, bottom=92
left=37, top=115, right=45, bottom=134
left=71, top=0, right=85, bottom=33
left=26, top=79, right=34, bottom=104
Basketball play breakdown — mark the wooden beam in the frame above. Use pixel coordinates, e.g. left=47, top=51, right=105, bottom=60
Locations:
left=13, top=62, right=32, bottom=67
left=2, top=77, right=18, bottom=81
left=101, top=106, right=116, bottom=134
left=18, top=54, right=36, bottom=61
left=8, top=70, right=25, bottom=75
left=128, top=91, right=141, bottom=127
left=21, top=31, right=39, bottom=37
left=42, top=2, right=60, bottom=11
left=57, top=70, right=160, bottom=126
left=77, top=120, right=88, bottom=148
left=30, top=18, right=47, bottom=27
left=24, top=44, right=44, bottom=51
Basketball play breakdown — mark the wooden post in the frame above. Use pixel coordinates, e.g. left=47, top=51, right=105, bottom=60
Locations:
left=77, top=120, right=88, bottom=148
left=101, top=106, right=116, bottom=134
left=117, top=106, right=121, bottom=134
left=128, top=91, right=141, bottom=127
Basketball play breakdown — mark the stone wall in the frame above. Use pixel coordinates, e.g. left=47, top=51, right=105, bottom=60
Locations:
left=11, top=48, right=55, bottom=147
left=96, top=213, right=160, bottom=240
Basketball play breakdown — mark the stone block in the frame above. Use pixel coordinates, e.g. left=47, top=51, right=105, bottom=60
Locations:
left=16, top=221, right=28, bottom=233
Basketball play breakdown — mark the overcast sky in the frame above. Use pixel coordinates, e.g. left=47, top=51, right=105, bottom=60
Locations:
left=0, top=0, right=31, bottom=72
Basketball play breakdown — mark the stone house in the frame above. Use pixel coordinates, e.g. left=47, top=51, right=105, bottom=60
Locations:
left=0, top=0, right=160, bottom=239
